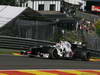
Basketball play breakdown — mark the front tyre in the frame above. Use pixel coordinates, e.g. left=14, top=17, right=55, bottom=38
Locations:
left=81, top=52, right=91, bottom=61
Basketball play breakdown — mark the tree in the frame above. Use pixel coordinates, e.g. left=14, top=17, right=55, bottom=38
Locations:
left=95, top=20, right=100, bottom=37
left=0, top=0, right=15, bottom=6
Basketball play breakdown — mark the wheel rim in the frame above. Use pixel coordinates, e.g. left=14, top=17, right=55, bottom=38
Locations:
left=52, top=49, right=59, bottom=58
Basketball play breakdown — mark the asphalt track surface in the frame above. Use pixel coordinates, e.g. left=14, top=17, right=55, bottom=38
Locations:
left=0, top=55, right=100, bottom=70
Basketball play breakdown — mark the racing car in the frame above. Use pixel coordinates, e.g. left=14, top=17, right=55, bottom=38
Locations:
left=27, top=42, right=91, bottom=61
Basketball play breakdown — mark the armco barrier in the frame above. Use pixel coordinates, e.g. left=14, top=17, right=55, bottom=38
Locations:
left=0, top=36, right=56, bottom=49
left=0, top=35, right=100, bottom=55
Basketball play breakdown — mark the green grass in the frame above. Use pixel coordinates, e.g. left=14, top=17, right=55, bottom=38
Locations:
left=91, top=57, right=100, bottom=59
left=0, top=48, right=18, bottom=54
left=0, top=51, right=18, bottom=54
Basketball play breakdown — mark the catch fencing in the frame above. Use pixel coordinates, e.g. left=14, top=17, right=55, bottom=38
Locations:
left=87, top=37, right=100, bottom=51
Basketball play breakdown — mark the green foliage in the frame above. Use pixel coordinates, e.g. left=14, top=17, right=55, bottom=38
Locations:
left=53, top=30, right=82, bottom=42
left=95, top=20, right=100, bottom=37
left=64, top=31, right=82, bottom=42
left=53, top=29, right=63, bottom=42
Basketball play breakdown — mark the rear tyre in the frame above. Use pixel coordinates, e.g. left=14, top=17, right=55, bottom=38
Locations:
left=48, top=48, right=60, bottom=59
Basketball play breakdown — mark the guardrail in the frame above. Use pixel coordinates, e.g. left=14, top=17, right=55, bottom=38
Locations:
left=0, top=36, right=56, bottom=49
left=86, top=48, right=100, bottom=57
left=0, top=35, right=100, bottom=56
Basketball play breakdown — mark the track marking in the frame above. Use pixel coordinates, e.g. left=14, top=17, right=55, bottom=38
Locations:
left=89, top=59, right=100, bottom=62
left=0, top=71, right=35, bottom=75
left=59, top=70, right=85, bottom=75
left=79, top=70, right=100, bottom=75
left=94, top=70, right=100, bottom=72
left=0, top=70, right=100, bottom=75
left=60, top=70, right=100, bottom=75
left=12, top=53, right=23, bottom=56
left=0, top=73, right=8, bottom=75
left=40, top=70, right=76, bottom=75
left=19, top=70, right=58, bottom=75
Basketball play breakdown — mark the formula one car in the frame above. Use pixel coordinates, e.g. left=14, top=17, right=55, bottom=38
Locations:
left=27, top=43, right=91, bottom=61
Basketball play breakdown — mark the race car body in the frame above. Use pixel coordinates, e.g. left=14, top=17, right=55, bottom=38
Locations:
left=27, top=41, right=91, bottom=61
